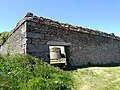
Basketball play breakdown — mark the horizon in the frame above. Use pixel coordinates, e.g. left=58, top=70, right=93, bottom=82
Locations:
left=0, top=0, right=120, bottom=36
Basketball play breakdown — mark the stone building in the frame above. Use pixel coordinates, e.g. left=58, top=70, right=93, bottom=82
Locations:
left=0, top=12, right=120, bottom=66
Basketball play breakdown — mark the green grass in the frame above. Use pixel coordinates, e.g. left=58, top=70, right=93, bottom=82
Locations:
left=0, top=54, right=120, bottom=90
left=72, top=67, right=120, bottom=90
left=0, top=54, right=73, bottom=90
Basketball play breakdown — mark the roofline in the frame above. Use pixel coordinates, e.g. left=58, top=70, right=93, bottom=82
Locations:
left=2, top=12, right=120, bottom=46
left=24, top=12, right=120, bottom=40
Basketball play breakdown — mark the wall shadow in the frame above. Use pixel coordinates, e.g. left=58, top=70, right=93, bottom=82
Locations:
left=63, top=62, right=120, bottom=71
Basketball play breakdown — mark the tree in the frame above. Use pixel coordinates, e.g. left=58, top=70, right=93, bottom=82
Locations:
left=0, top=32, right=9, bottom=46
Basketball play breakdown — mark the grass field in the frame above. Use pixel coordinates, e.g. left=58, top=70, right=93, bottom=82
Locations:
left=0, top=54, right=120, bottom=90
left=71, top=66, right=120, bottom=90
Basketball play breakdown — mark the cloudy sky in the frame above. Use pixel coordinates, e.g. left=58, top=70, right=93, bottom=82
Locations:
left=0, top=0, right=120, bottom=35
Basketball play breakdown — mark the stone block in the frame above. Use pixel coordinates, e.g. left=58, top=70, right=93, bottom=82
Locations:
left=26, top=44, right=49, bottom=53
left=26, top=32, right=44, bottom=39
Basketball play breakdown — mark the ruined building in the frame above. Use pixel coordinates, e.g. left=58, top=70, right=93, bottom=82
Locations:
left=0, top=12, right=120, bottom=66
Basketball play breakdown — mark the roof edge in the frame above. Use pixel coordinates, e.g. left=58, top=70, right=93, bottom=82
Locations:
left=23, top=12, right=120, bottom=40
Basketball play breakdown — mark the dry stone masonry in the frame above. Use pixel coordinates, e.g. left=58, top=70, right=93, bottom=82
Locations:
left=0, top=12, right=120, bottom=66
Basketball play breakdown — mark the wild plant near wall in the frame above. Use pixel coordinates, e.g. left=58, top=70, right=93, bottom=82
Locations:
left=0, top=54, right=73, bottom=90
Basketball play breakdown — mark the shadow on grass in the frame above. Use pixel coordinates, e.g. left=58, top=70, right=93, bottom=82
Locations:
left=63, top=62, right=120, bottom=71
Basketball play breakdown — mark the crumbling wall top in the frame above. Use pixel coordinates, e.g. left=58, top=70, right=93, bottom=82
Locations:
left=16, top=12, right=120, bottom=40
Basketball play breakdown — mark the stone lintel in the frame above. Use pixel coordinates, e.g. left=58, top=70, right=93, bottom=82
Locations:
left=47, top=41, right=71, bottom=46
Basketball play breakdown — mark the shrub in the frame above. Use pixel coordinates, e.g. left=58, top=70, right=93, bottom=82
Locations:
left=0, top=54, right=73, bottom=90
left=0, top=32, right=9, bottom=46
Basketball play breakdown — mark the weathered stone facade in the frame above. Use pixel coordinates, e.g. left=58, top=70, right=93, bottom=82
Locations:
left=0, top=19, right=26, bottom=55
left=0, top=12, right=120, bottom=66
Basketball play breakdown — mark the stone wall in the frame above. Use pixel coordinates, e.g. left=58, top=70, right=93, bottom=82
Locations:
left=25, top=21, right=50, bottom=62
left=0, top=19, right=26, bottom=55
left=1, top=12, right=120, bottom=66
left=24, top=13, right=120, bottom=66
left=0, top=41, right=7, bottom=54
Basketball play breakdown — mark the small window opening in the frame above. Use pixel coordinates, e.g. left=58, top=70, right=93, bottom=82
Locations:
left=49, top=46, right=67, bottom=67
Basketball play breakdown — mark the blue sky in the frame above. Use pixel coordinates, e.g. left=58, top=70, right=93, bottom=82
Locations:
left=0, top=0, right=120, bottom=35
